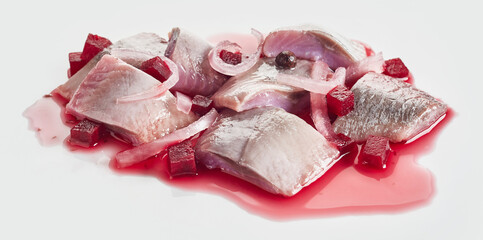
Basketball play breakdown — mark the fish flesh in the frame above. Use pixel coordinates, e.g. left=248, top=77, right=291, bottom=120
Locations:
left=55, top=33, right=168, bottom=100
left=166, top=28, right=229, bottom=96
left=195, top=107, right=340, bottom=197
left=332, top=72, right=447, bottom=142
left=66, top=55, right=197, bottom=146
left=262, top=25, right=366, bottom=69
left=211, top=58, right=313, bottom=113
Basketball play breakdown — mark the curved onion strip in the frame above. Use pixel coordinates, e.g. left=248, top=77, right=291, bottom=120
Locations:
left=117, top=57, right=179, bottom=103
left=310, top=92, right=337, bottom=141
left=208, top=29, right=264, bottom=76
left=345, top=52, right=384, bottom=87
left=115, top=109, right=218, bottom=168
left=277, top=61, right=338, bottom=94
left=330, top=67, right=347, bottom=86
left=175, top=91, right=192, bottom=114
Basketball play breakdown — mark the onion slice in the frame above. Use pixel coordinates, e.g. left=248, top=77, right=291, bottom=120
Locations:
left=208, top=29, right=264, bottom=76
left=175, top=91, right=192, bottom=114
left=345, top=52, right=384, bottom=87
left=115, top=108, right=218, bottom=168
left=116, top=56, right=179, bottom=103
left=277, top=61, right=338, bottom=94
left=310, top=92, right=337, bottom=141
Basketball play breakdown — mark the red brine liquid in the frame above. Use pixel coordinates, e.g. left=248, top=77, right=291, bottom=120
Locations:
left=23, top=34, right=452, bottom=220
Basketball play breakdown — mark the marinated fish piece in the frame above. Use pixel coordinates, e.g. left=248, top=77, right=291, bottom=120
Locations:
left=55, top=33, right=168, bottom=100
left=333, top=72, right=447, bottom=142
left=66, top=55, right=197, bottom=146
left=109, top=32, right=168, bottom=68
left=166, top=28, right=229, bottom=96
left=262, top=25, right=366, bottom=69
left=195, top=107, right=340, bottom=197
left=211, top=58, right=313, bottom=113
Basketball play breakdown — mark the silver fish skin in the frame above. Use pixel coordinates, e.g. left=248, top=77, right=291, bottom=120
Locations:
left=195, top=107, right=340, bottom=197
left=262, top=25, right=366, bottom=69
left=333, top=72, right=447, bottom=142
left=211, top=58, right=312, bottom=113
left=167, top=28, right=229, bottom=96
left=66, top=55, right=197, bottom=146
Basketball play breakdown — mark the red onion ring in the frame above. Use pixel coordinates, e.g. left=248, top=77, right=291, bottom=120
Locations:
left=276, top=61, right=338, bottom=94
left=116, top=56, right=179, bottom=103
left=208, top=29, right=264, bottom=76
left=115, top=108, right=218, bottom=168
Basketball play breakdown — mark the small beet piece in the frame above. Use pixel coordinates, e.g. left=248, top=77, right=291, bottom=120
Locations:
left=191, top=95, right=213, bottom=115
left=168, top=140, right=197, bottom=177
left=70, top=119, right=105, bottom=147
left=140, top=56, right=172, bottom=82
left=275, top=50, right=297, bottom=69
left=383, top=58, right=409, bottom=78
left=68, top=52, right=88, bottom=76
left=359, top=135, right=391, bottom=169
left=219, top=50, right=242, bottom=65
left=333, top=133, right=358, bottom=155
left=80, top=33, right=112, bottom=61
left=327, top=85, right=355, bottom=116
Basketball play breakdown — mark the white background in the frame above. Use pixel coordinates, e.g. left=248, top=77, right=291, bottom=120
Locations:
left=1, top=0, right=482, bottom=239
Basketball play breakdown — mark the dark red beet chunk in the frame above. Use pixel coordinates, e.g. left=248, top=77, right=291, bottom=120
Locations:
left=219, top=50, right=242, bottom=65
left=327, top=85, right=355, bottom=116
left=359, top=136, right=391, bottom=169
left=68, top=52, right=88, bottom=76
left=70, top=119, right=105, bottom=148
left=191, top=95, right=213, bottom=115
left=80, top=33, right=112, bottom=61
left=333, top=133, right=358, bottom=155
left=168, top=140, right=197, bottom=177
left=383, top=58, right=409, bottom=78
left=140, top=56, right=172, bottom=82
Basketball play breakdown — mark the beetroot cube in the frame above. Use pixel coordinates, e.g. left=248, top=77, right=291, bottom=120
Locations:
left=219, top=50, right=242, bottom=65
left=70, top=119, right=105, bottom=147
left=383, top=58, right=409, bottom=78
left=359, top=135, right=391, bottom=169
left=327, top=85, right=355, bottom=116
left=80, top=33, right=112, bottom=61
left=69, top=52, right=88, bottom=76
left=168, top=140, right=197, bottom=177
left=333, top=133, right=358, bottom=155
left=191, top=95, right=213, bottom=115
left=140, top=56, right=172, bottom=82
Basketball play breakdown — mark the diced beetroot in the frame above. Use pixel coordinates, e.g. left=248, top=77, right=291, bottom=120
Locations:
left=69, top=52, right=88, bottom=76
left=383, top=58, right=409, bottom=78
left=80, top=33, right=112, bottom=61
left=140, top=56, right=172, bottom=82
left=327, top=85, right=354, bottom=116
left=191, top=95, right=213, bottom=115
left=70, top=119, right=105, bottom=147
left=359, top=135, right=391, bottom=169
left=168, top=140, right=197, bottom=177
left=219, top=50, right=242, bottom=65
left=333, top=133, right=358, bottom=154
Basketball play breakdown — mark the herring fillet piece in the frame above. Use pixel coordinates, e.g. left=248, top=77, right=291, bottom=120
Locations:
left=262, top=25, right=366, bottom=69
left=195, top=107, right=340, bottom=197
left=66, top=55, right=197, bottom=146
left=211, top=58, right=312, bottom=113
left=54, top=33, right=168, bottom=100
left=166, top=28, right=229, bottom=96
left=333, top=72, right=447, bottom=142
